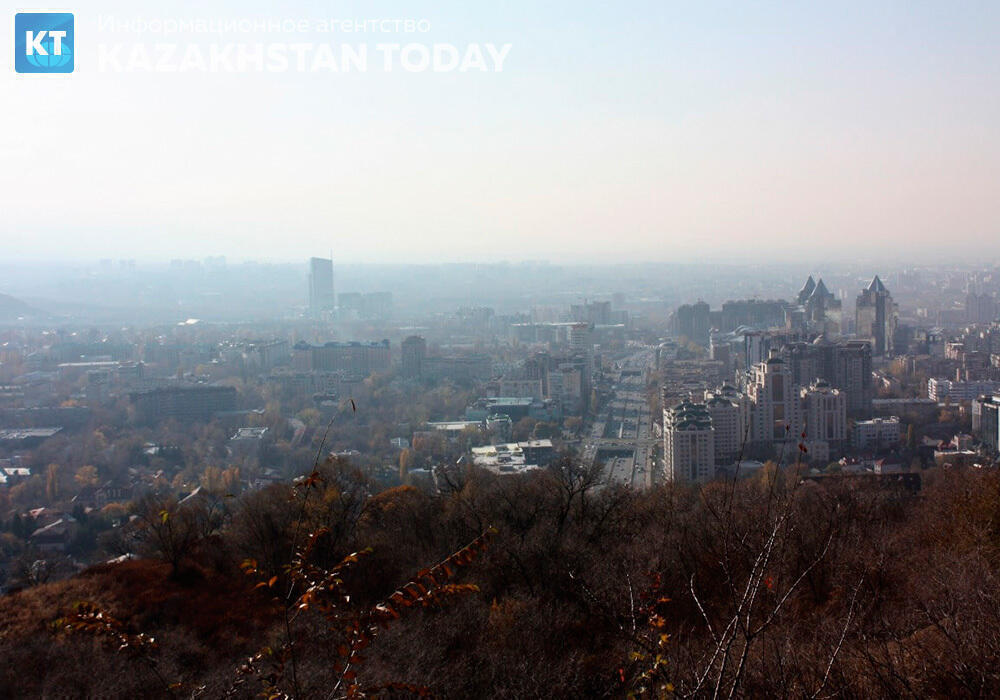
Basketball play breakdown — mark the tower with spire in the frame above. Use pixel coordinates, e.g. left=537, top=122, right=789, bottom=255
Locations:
left=797, top=276, right=816, bottom=305
left=855, top=275, right=897, bottom=357
left=795, top=275, right=842, bottom=337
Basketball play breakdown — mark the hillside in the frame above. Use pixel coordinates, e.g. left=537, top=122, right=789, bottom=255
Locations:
left=0, top=292, right=46, bottom=321
left=2, top=461, right=1000, bottom=698
left=0, top=558, right=275, bottom=697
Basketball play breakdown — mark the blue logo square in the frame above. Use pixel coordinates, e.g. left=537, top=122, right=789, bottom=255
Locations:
left=15, top=13, right=74, bottom=73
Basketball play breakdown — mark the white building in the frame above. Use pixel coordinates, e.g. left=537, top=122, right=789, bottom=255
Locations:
left=852, top=416, right=901, bottom=452
left=471, top=439, right=554, bottom=475
left=800, top=380, right=846, bottom=454
left=746, top=355, right=803, bottom=447
left=704, top=388, right=746, bottom=465
left=928, top=378, right=1000, bottom=402
left=664, top=400, right=716, bottom=484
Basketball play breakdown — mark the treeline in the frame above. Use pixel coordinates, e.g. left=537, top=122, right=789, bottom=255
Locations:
left=3, top=458, right=1000, bottom=697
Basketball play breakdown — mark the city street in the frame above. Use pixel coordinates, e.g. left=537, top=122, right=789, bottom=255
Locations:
left=584, top=346, right=657, bottom=489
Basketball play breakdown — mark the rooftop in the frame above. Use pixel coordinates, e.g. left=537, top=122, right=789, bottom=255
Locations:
left=231, top=427, right=268, bottom=441
left=0, top=427, right=62, bottom=441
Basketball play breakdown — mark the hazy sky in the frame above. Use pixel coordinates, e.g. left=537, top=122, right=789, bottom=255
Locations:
left=2, top=1, right=999, bottom=264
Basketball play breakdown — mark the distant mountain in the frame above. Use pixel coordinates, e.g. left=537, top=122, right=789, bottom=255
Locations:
left=0, top=292, right=46, bottom=321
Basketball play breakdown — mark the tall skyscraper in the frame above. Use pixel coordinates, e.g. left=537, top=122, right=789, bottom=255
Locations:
left=800, top=380, right=846, bottom=453
left=746, top=354, right=803, bottom=447
left=704, top=392, right=745, bottom=465
left=965, top=291, right=998, bottom=324
left=401, top=335, right=427, bottom=378
left=783, top=338, right=873, bottom=417
left=832, top=341, right=874, bottom=417
left=797, top=276, right=817, bottom=305
left=672, top=301, right=712, bottom=346
left=663, top=400, right=715, bottom=483
left=308, top=257, right=335, bottom=316
left=569, top=323, right=594, bottom=410
left=855, top=276, right=897, bottom=357
left=803, top=278, right=842, bottom=336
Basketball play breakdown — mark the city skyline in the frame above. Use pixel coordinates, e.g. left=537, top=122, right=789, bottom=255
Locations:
left=5, top=3, right=1000, bottom=696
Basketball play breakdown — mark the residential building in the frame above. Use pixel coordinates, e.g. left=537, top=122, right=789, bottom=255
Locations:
left=244, top=340, right=290, bottom=372
left=672, top=301, right=712, bottom=346
left=571, top=300, right=612, bottom=325
left=401, top=335, right=426, bottom=378
left=852, top=416, right=901, bottom=452
left=928, top=378, right=1000, bottom=402
left=704, top=387, right=746, bottom=465
left=783, top=338, right=873, bottom=416
left=966, top=291, right=998, bottom=324
left=800, top=380, right=847, bottom=455
left=30, top=517, right=78, bottom=553
left=547, top=363, right=583, bottom=414
left=293, top=340, right=391, bottom=377
left=663, top=400, right=715, bottom=483
left=129, top=385, right=237, bottom=424
left=308, top=257, right=335, bottom=316
left=972, top=395, right=1000, bottom=452
left=746, top=354, right=803, bottom=447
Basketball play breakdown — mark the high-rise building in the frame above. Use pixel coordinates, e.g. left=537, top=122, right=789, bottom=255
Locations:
left=523, top=351, right=552, bottom=396
left=308, top=257, right=335, bottom=316
left=746, top=354, right=803, bottom=447
left=973, top=395, right=1000, bottom=452
left=547, top=364, right=583, bottom=413
left=802, top=278, right=842, bottom=336
left=672, top=301, right=712, bottom=346
left=797, top=276, right=817, bottom=305
left=704, top=390, right=745, bottom=465
left=782, top=338, right=873, bottom=417
left=800, top=380, right=846, bottom=454
left=569, top=323, right=594, bottom=410
left=855, top=276, right=897, bottom=357
left=571, top=300, right=612, bottom=325
left=965, top=292, right=998, bottom=324
left=569, top=322, right=593, bottom=357
left=401, top=335, right=426, bottom=378
left=663, top=400, right=715, bottom=483
left=831, top=341, right=873, bottom=417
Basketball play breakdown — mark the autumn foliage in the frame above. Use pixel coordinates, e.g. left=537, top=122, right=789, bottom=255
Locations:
left=2, top=457, right=1000, bottom=697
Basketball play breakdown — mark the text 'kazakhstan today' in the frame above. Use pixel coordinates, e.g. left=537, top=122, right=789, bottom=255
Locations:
left=97, top=42, right=512, bottom=72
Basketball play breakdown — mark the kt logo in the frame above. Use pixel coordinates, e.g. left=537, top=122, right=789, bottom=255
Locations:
left=15, top=12, right=74, bottom=73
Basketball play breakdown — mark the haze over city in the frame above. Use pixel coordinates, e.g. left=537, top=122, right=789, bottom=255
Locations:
left=3, top=0, right=1000, bottom=263
left=4, top=2, right=1000, bottom=698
